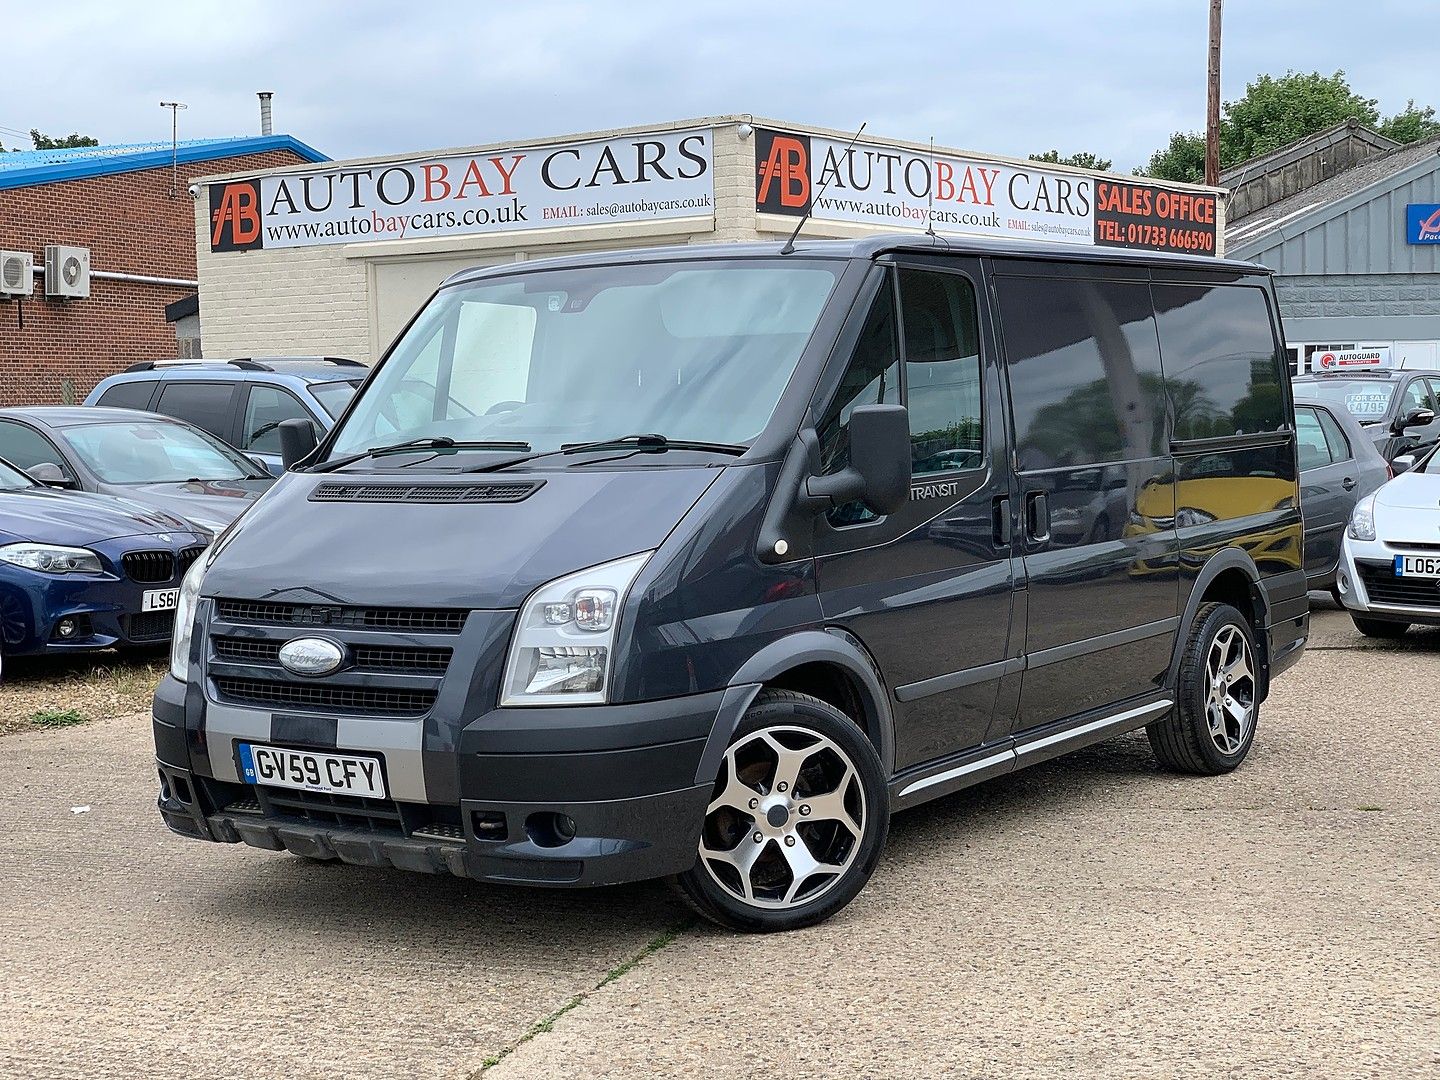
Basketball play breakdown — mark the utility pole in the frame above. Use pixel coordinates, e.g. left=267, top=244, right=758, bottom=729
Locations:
left=159, top=100, right=188, bottom=197
left=1205, top=0, right=1223, bottom=186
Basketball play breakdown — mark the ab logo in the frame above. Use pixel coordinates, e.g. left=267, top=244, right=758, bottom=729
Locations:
left=210, top=181, right=263, bottom=251
left=755, top=129, right=811, bottom=215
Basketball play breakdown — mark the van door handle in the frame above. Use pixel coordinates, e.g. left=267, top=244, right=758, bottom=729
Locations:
left=993, top=496, right=1011, bottom=546
left=1342, top=476, right=1357, bottom=491
left=1025, top=491, right=1050, bottom=544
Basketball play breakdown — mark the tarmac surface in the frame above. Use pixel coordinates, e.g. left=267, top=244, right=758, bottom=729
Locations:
left=1, top=605, right=1435, bottom=1079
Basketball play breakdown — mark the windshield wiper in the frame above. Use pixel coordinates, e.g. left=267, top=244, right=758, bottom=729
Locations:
left=309, top=437, right=531, bottom=474
left=466, top=433, right=747, bottom=474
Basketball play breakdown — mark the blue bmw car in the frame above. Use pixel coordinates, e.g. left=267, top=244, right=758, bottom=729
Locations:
left=0, top=456, right=209, bottom=662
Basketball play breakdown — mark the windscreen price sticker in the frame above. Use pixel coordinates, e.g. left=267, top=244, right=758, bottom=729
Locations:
left=1345, top=392, right=1389, bottom=417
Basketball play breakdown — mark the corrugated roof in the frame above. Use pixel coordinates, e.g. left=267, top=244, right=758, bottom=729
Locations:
left=0, top=134, right=328, bottom=190
left=1227, top=134, right=1440, bottom=251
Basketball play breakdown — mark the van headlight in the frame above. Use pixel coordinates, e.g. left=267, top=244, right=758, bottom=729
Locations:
left=501, top=552, right=651, bottom=706
left=169, top=555, right=208, bottom=682
left=1346, top=494, right=1378, bottom=542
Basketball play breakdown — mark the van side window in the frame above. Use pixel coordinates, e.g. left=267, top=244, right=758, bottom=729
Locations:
left=1294, top=407, right=1332, bottom=471
left=996, top=277, right=1165, bottom=469
left=1151, top=284, right=1286, bottom=440
left=899, top=269, right=983, bottom=476
left=816, top=277, right=900, bottom=476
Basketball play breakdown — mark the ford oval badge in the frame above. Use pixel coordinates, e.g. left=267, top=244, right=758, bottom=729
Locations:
left=278, top=637, right=345, bottom=677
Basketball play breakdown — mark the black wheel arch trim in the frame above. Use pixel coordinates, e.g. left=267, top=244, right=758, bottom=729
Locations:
left=1171, top=548, right=1276, bottom=699
left=697, top=628, right=897, bottom=785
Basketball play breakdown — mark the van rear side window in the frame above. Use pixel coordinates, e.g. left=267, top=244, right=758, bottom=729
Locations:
left=996, top=277, right=1166, bottom=470
left=1152, top=284, right=1286, bottom=440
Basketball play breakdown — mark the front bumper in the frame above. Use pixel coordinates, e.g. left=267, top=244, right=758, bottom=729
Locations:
left=0, top=574, right=178, bottom=655
left=1337, top=538, right=1440, bottom=626
left=153, top=676, right=742, bottom=888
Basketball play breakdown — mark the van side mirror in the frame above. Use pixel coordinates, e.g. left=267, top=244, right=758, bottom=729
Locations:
left=278, top=417, right=319, bottom=470
left=1391, top=407, right=1435, bottom=435
left=757, top=405, right=913, bottom=564
left=27, top=462, right=74, bottom=488
left=806, top=405, right=912, bottom=517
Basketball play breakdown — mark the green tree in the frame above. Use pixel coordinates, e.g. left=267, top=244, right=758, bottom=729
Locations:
left=1137, top=131, right=1207, bottom=183
left=1029, top=149, right=1113, bottom=171
left=1377, top=99, right=1440, bottom=144
left=1220, top=70, right=1378, bottom=162
left=29, top=129, right=99, bottom=150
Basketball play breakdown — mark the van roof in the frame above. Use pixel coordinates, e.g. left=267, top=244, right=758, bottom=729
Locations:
left=444, top=233, right=1268, bottom=287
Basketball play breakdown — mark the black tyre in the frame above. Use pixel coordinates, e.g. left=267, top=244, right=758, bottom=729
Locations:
left=1351, top=616, right=1409, bottom=639
left=674, top=689, right=889, bottom=933
left=1147, top=602, right=1259, bottom=775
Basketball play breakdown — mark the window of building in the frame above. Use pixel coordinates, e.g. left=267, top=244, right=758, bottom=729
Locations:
left=899, top=269, right=984, bottom=476
left=1152, top=284, right=1286, bottom=440
left=997, top=276, right=1166, bottom=469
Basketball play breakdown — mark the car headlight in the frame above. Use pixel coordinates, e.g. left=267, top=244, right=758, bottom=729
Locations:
left=501, top=552, right=651, bottom=706
left=1347, top=494, right=1378, bottom=542
left=0, top=543, right=103, bottom=574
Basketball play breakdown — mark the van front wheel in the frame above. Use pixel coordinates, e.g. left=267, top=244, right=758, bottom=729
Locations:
left=675, top=690, right=889, bottom=932
left=1148, top=602, right=1259, bottom=775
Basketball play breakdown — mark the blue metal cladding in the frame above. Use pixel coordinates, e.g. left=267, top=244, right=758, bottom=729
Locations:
left=0, top=135, right=328, bottom=191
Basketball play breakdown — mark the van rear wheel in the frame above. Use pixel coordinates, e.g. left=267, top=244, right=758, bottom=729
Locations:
left=1148, top=602, right=1258, bottom=775
left=674, top=689, right=888, bottom=933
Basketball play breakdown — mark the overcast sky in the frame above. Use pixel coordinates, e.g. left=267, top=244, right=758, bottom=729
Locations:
left=4, top=1, right=1433, bottom=170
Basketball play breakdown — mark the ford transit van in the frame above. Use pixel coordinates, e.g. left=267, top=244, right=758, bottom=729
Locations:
left=153, top=235, right=1308, bottom=931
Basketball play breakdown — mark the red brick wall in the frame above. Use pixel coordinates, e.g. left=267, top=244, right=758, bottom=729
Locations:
left=0, top=148, right=308, bottom=406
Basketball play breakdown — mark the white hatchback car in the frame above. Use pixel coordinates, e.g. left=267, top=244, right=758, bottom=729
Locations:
left=1338, top=446, right=1440, bottom=637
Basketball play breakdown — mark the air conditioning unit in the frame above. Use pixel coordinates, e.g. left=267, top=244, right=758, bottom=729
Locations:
left=0, top=250, right=33, bottom=297
left=45, top=244, right=90, bottom=299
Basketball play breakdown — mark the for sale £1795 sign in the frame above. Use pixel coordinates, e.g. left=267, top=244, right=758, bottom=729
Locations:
left=210, top=129, right=714, bottom=251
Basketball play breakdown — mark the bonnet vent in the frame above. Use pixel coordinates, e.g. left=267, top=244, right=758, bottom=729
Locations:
left=309, top=480, right=543, bottom=504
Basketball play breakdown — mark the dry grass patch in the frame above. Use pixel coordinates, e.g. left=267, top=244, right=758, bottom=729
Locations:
left=1, top=652, right=165, bottom=738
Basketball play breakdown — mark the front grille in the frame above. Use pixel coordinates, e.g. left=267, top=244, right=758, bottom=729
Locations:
left=1389, top=541, right=1440, bottom=552
left=214, top=599, right=467, bottom=634
left=213, top=676, right=436, bottom=717
left=212, top=635, right=452, bottom=674
left=1358, top=561, right=1440, bottom=608
left=250, top=788, right=404, bottom=833
left=311, top=480, right=542, bottom=504
left=178, top=545, right=206, bottom=573
left=123, top=550, right=175, bottom=583
left=124, top=611, right=175, bottom=641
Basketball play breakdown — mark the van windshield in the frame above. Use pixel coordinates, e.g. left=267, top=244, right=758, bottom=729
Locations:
left=328, top=259, right=843, bottom=458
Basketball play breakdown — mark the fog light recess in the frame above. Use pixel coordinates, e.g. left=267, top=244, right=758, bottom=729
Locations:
left=524, top=811, right=577, bottom=849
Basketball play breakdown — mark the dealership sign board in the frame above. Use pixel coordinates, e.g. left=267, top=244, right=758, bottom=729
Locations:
left=209, top=129, right=714, bottom=251
left=1315, top=347, right=1392, bottom=371
left=754, top=128, right=1217, bottom=256
left=1406, top=203, right=1440, bottom=244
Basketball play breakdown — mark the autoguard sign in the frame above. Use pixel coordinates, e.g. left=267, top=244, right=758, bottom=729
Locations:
left=210, top=129, right=714, bottom=251
left=754, top=128, right=1218, bottom=256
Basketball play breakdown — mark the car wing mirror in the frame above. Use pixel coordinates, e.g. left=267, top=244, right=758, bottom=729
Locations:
left=1392, top=407, right=1436, bottom=435
left=278, top=418, right=320, bottom=470
left=1391, top=452, right=1418, bottom=474
left=27, top=462, right=74, bottom=487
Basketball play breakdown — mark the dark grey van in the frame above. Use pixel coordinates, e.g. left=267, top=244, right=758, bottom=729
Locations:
left=153, top=235, right=1308, bottom=932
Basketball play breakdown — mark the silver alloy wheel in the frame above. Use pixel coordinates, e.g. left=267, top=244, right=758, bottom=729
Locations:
left=1204, top=624, right=1255, bottom=755
left=699, top=725, right=866, bottom=909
